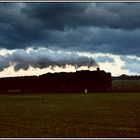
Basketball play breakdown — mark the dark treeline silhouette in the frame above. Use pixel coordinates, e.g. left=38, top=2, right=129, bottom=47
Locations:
left=117, top=74, right=140, bottom=80
left=112, top=74, right=140, bottom=81
left=0, top=68, right=112, bottom=93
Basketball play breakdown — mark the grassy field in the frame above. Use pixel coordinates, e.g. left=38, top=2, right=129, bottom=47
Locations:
left=112, top=80, right=140, bottom=91
left=0, top=93, right=140, bottom=138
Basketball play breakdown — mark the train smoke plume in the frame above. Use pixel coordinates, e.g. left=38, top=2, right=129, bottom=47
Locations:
left=0, top=48, right=98, bottom=72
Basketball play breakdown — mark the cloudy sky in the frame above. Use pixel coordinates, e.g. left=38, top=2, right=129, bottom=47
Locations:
left=0, top=2, right=140, bottom=77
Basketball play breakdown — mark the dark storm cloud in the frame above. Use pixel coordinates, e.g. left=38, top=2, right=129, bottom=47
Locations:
left=42, top=27, right=140, bottom=56
left=0, top=3, right=44, bottom=48
left=21, top=3, right=140, bottom=30
left=0, top=2, right=140, bottom=56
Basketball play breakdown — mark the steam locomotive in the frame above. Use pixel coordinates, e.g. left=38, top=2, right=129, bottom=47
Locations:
left=0, top=68, right=112, bottom=93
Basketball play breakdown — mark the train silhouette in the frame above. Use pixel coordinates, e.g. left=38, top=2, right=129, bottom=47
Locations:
left=0, top=68, right=112, bottom=93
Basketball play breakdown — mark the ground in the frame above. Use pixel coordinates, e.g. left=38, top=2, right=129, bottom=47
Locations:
left=0, top=93, right=140, bottom=138
left=112, top=80, right=140, bottom=91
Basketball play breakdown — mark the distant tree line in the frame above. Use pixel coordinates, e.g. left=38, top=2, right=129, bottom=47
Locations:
left=113, top=74, right=140, bottom=80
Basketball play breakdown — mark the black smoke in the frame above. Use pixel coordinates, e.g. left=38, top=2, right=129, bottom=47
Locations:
left=0, top=48, right=98, bottom=71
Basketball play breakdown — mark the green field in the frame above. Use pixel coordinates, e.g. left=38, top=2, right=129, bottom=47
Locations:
left=112, top=80, right=140, bottom=91
left=0, top=93, right=140, bottom=138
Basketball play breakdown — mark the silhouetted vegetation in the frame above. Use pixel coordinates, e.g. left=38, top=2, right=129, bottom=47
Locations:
left=113, top=74, right=140, bottom=80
